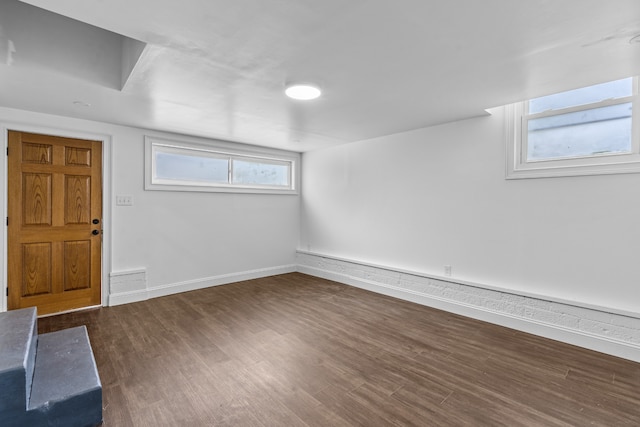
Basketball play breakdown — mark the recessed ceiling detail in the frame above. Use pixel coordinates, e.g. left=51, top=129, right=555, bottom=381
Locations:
left=0, top=0, right=146, bottom=91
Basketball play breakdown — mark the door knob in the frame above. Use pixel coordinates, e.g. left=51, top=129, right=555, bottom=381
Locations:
left=92, top=219, right=100, bottom=224
left=92, top=230, right=100, bottom=235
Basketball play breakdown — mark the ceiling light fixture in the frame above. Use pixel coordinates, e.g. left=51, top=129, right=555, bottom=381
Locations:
left=285, top=84, right=321, bottom=100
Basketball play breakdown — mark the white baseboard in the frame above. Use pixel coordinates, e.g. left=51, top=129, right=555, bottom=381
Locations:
left=109, top=264, right=297, bottom=306
left=106, top=288, right=148, bottom=306
left=108, top=268, right=147, bottom=306
left=146, top=265, right=297, bottom=299
left=296, top=251, right=640, bottom=363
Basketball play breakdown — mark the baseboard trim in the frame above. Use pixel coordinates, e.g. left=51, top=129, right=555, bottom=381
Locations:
left=146, top=265, right=297, bottom=300
left=108, top=289, right=149, bottom=306
left=296, top=255, right=640, bottom=363
left=109, top=264, right=297, bottom=306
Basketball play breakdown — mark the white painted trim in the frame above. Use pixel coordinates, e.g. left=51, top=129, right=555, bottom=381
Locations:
left=144, top=135, right=300, bottom=195
left=1, top=128, right=7, bottom=312
left=0, top=121, right=113, bottom=311
left=296, top=250, right=639, bottom=319
left=110, top=268, right=147, bottom=278
left=505, top=78, right=640, bottom=180
left=107, top=289, right=149, bottom=307
left=109, top=264, right=297, bottom=306
left=296, top=251, right=640, bottom=363
left=147, top=264, right=297, bottom=299
left=108, top=268, right=146, bottom=303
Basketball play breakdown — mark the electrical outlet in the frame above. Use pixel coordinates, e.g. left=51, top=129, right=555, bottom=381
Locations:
left=444, top=265, right=452, bottom=277
left=116, top=195, right=134, bottom=206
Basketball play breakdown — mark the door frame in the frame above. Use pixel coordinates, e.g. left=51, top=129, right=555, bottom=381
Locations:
left=0, top=122, right=112, bottom=313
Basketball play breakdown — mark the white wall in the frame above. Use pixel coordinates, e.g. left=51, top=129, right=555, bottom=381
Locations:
left=0, top=106, right=299, bottom=308
left=300, top=106, right=640, bottom=316
left=2, top=103, right=638, bottom=359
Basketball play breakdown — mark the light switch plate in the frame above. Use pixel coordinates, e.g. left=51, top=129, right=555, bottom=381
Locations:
left=116, top=195, right=134, bottom=206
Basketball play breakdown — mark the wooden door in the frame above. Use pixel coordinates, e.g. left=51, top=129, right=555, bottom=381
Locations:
left=7, top=131, right=102, bottom=315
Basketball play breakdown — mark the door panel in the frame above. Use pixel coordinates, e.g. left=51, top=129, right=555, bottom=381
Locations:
left=65, top=175, right=91, bottom=224
left=23, top=173, right=52, bottom=225
left=63, top=240, right=91, bottom=290
left=22, top=143, right=52, bottom=164
left=22, top=242, right=52, bottom=296
left=8, top=131, right=102, bottom=315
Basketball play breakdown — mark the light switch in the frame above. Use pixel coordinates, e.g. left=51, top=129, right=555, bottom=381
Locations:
left=116, top=195, right=134, bottom=206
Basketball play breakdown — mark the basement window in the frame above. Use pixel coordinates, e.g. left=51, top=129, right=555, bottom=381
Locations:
left=506, top=77, right=640, bottom=178
left=145, top=136, right=298, bottom=194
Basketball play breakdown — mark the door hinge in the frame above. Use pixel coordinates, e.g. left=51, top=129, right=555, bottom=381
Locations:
left=6, top=147, right=8, bottom=156
left=5, top=217, right=7, bottom=226
left=5, top=288, right=7, bottom=296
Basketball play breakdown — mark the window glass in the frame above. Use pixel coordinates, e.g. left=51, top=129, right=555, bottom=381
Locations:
left=528, top=78, right=632, bottom=114
left=232, top=159, right=290, bottom=187
left=145, top=137, right=298, bottom=193
left=506, top=76, right=640, bottom=179
left=155, top=151, right=229, bottom=183
left=527, top=103, right=633, bottom=161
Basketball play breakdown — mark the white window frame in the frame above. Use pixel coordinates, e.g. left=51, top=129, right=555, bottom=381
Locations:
left=506, top=77, right=640, bottom=179
left=144, top=136, right=299, bottom=194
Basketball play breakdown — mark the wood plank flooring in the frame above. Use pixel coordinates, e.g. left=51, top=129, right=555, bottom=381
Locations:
left=37, top=273, right=640, bottom=426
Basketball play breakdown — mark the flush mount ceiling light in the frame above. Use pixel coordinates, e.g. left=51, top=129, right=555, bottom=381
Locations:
left=285, top=84, right=321, bottom=100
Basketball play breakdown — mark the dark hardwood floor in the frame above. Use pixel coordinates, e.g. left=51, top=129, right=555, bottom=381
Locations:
left=38, top=273, right=640, bottom=426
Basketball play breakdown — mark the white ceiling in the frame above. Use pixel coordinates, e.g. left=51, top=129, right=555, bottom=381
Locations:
left=1, top=0, right=639, bottom=152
